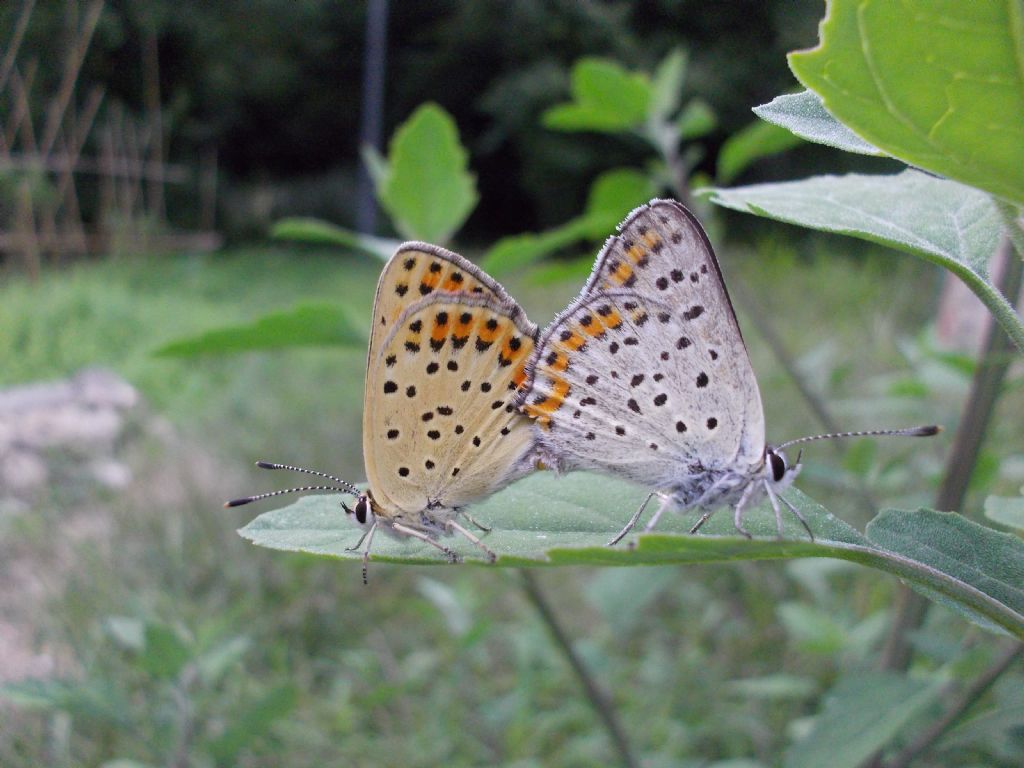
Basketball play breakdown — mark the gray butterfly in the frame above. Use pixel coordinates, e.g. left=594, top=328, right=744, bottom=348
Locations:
left=518, top=199, right=937, bottom=543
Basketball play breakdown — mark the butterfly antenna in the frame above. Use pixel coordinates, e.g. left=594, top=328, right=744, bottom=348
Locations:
left=223, top=461, right=362, bottom=507
left=253, top=460, right=362, bottom=496
left=776, top=425, right=940, bottom=451
left=225, top=485, right=356, bottom=507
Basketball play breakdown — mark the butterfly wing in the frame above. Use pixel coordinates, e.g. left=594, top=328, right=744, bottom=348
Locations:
left=520, top=199, right=765, bottom=499
left=365, top=245, right=538, bottom=518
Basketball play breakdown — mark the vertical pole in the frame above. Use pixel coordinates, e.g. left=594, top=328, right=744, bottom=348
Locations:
left=356, top=0, right=388, bottom=235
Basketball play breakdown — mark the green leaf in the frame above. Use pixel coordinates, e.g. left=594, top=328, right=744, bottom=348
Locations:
left=270, top=217, right=398, bottom=260
left=238, top=473, right=1024, bottom=638
left=777, top=602, right=848, bottom=654
left=676, top=98, right=716, bottom=140
left=196, top=635, right=252, bottom=685
left=139, top=623, right=191, bottom=680
left=707, top=170, right=1024, bottom=353
left=155, top=302, right=365, bottom=357
left=789, top=0, right=1024, bottom=205
left=753, top=91, right=882, bottom=155
left=724, top=674, right=817, bottom=701
left=866, top=508, right=1024, bottom=635
left=359, top=143, right=389, bottom=190
left=479, top=168, right=654, bottom=277
left=103, top=615, right=145, bottom=651
left=379, top=103, right=478, bottom=244
left=0, top=678, right=130, bottom=724
left=205, top=683, right=298, bottom=763
left=984, top=490, right=1024, bottom=531
left=784, top=673, right=943, bottom=768
left=651, top=48, right=688, bottom=120
left=542, top=58, right=652, bottom=133
left=716, top=119, right=804, bottom=183
left=479, top=218, right=595, bottom=277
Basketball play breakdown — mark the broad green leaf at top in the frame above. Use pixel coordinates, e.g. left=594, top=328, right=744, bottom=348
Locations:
left=542, top=58, right=652, bottom=132
left=707, top=169, right=1024, bottom=352
left=378, top=103, right=478, bottom=245
left=238, top=472, right=1024, bottom=639
left=789, top=0, right=1024, bottom=205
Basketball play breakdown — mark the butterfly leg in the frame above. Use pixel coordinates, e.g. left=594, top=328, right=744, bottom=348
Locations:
left=775, top=490, right=814, bottom=542
left=392, top=522, right=463, bottom=564
left=689, top=507, right=715, bottom=534
left=447, top=519, right=497, bottom=563
left=347, top=522, right=377, bottom=585
left=641, top=493, right=674, bottom=533
left=731, top=482, right=759, bottom=538
left=765, top=481, right=785, bottom=538
left=462, top=511, right=492, bottom=533
left=607, top=491, right=657, bottom=546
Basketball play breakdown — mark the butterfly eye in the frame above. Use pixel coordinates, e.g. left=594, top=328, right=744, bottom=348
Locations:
left=354, top=497, right=369, bottom=525
left=769, top=451, right=787, bottom=483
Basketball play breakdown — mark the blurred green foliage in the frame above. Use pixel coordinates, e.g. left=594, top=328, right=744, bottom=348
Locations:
left=2, top=1, right=1023, bottom=766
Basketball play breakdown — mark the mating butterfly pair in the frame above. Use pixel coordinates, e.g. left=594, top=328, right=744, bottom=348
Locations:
left=228, top=200, right=937, bottom=579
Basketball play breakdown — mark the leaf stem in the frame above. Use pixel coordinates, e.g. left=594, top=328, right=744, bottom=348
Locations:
left=995, top=200, right=1024, bottom=264
left=517, top=570, right=639, bottom=768
left=881, top=233, right=1024, bottom=669
left=882, top=641, right=1024, bottom=768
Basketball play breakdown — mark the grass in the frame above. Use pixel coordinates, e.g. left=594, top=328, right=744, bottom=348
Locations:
left=0, top=238, right=1018, bottom=766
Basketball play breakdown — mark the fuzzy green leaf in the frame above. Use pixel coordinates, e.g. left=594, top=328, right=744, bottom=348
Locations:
left=789, top=0, right=1024, bottom=204
left=238, top=472, right=1024, bottom=638
left=753, top=91, right=882, bottom=155
left=155, top=303, right=365, bottom=357
left=542, top=58, right=652, bottom=132
left=707, top=170, right=1024, bottom=352
left=379, top=103, right=478, bottom=244
left=866, top=508, right=1024, bottom=635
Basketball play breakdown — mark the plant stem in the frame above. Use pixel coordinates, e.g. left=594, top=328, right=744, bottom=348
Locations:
left=517, top=570, right=639, bottom=768
left=880, top=233, right=1023, bottom=669
left=882, top=641, right=1024, bottom=768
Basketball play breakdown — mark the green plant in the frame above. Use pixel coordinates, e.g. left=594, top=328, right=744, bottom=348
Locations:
left=147, top=7, right=1024, bottom=764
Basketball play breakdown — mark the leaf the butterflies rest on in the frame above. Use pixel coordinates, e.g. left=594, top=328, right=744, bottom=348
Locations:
left=155, top=303, right=365, bottom=357
left=378, top=103, right=478, bottom=245
left=706, top=169, right=1024, bottom=352
left=237, top=472, right=1024, bottom=639
left=788, top=0, right=1024, bottom=205
left=752, top=90, right=883, bottom=156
